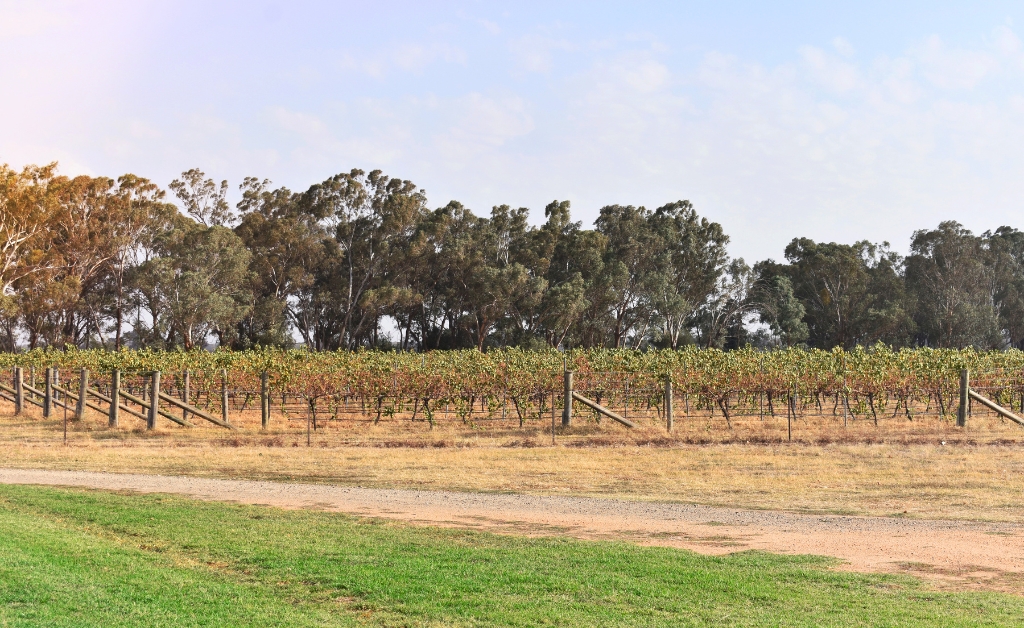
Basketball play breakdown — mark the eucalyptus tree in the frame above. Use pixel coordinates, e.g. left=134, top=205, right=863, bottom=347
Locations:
left=982, top=226, right=1024, bottom=348
left=751, top=272, right=808, bottom=347
left=130, top=215, right=252, bottom=349
left=168, top=169, right=232, bottom=227
left=475, top=204, right=547, bottom=349
left=126, top=173, right=254, bottom=350
left=413, top=200, right=484, bottom=348
left=41, top=174, right=118, bottom=346
left=774, top=238, right=912, bottom=349
left=293, top=169, right=427, bottom=349
left=648, top=200, right=730, bottom=349
left=0, top=163, right=58, bottom=349
left=594, top=204, right=663, bottom=348
left=488, top=199, right=594, bottom=349
left=691, top=259, right=757, bottom=349
left=233, top=178, right=322, bottom=348
left=35, top=158, right=1024, bottom=355
left=93, top=175, right=171, bottom=349
left=13, top=172, right=135, bottom=348
left=545, top=204, right=608, bottom=348
left=905, top=221, right=1000, bottom=348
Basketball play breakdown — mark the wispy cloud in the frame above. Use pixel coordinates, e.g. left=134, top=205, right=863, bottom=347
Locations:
left=508, top=33, right=574, bottom=73
left=338, top=42, right=467, bottom=78
left=5, top=3, right=1024, bottom=263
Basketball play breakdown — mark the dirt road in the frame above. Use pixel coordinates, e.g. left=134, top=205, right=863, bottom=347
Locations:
left=2, top=468, right=1022, bottom=592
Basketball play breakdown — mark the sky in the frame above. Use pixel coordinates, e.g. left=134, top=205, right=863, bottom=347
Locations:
left=3, top=1, right=1024, bottom=263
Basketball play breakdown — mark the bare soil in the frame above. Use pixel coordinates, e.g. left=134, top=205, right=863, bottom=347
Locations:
left=6, top=403, right=1024, bottom=593
left=5, top=436, right=1024, bottom=523
left=3, top=468, right=1024, bottom=594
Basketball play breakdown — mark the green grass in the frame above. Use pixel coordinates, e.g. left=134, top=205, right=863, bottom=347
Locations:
left=0, top=486, right=1020, bottom=627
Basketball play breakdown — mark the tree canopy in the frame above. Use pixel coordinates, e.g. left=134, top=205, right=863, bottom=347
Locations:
left=2, top=162, right=1020, bottom=351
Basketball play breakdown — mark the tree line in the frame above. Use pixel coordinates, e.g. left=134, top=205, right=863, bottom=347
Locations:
left=2, top=162, right=1022, bottom=352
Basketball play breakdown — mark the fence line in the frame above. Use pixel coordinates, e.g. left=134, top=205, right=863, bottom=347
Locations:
left=4, top=365, right=1024, bottom=444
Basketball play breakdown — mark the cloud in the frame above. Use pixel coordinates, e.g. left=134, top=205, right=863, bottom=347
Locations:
left=586, top=51, right=675, bottom=98
left=179, top=25, right=1024, bottom=261
left=434, top=93, right=534, bottom=160
left=8, top=5, right=1024, bottom=265
left=622, top=58, right=670, bottom=93
left=270, top=107, right=328, bottom=138
left=992, top=25, right=1022, bottom=56
left=264, top=103, right=410, bottom=171
left=508, top=34, right=574, bottom=73
left=392, top=43, right=466, bottom=71
left=913, top=35, right=1001, bottom=89
left=832, top=37, right=854, bottom=58
left=500, top=26, right=1024, bottom=262
left=338, top=42, right=466, bottom=78
left=478, top=18, right=500, bottom=35
left=800, top=46, right=861, bottom=93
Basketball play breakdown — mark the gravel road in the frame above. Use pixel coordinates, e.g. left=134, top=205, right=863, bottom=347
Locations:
left=1, top=468, right=1022, bottom=587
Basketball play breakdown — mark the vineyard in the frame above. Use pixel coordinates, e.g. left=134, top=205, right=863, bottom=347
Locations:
left=2, top=346, right=1024, bottom=445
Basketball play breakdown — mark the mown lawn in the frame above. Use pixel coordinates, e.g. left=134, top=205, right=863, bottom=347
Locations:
left=0, top=485, right=1019, bottom=626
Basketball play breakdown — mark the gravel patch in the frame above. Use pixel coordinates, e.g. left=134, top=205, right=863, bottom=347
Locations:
left=2, top=468, right=1022, bottom=589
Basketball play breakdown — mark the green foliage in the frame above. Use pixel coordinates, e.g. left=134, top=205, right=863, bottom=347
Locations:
left=7, top=161, right=1024, bottom=353
left=754, top=275, right=808, bottom=347
left=907, top=221, right=1003, bottom=348
left=770, top=238, right=913, bottom=348
left=132, top=223, right=252, bottom=349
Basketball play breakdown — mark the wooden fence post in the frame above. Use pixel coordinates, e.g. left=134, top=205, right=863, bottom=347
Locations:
left=261, top=371, right=269, bottom=430
left=43, top=367, right=52, bottom=418
left=957, top=368, right=969, bottom=427
left=75, top=368, right=88, bottom=421
left=221, top=369, right=229, bottom=425
left=13, top=367, right=23, bottom=415
left=665, top=377, right=673, bottom=432
left=109, top=370, right=120, bottom=428
left=562, top=370, right=573, bottom=426
left=148, top=371, right=160, bottom=430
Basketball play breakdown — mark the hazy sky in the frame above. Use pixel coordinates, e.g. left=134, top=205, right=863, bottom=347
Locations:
left=3, top=1, right=1024, bottom=263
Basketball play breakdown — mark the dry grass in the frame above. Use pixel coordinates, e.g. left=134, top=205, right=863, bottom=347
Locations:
left=3, top=402, right=1024, bottom=523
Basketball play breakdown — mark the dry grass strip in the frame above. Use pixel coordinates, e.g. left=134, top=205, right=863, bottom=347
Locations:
left=2, top=405, right=1024, bottom=522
